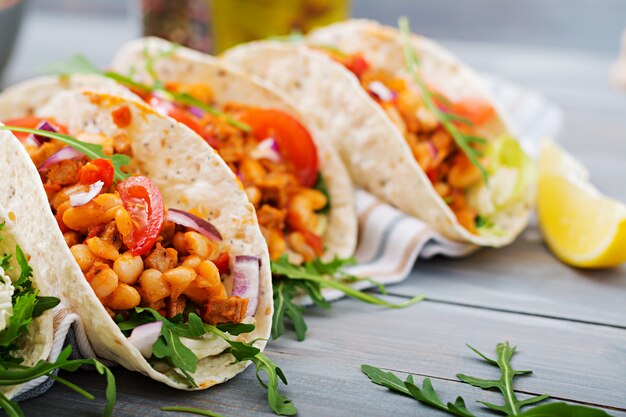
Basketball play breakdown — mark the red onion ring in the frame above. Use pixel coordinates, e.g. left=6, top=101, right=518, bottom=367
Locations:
left=128, top=321, right=163, bottom=358
left=166, top=208, right=222, bottom=241
left=232, top=255, right=260, bottom=316
left=70, top=180, right=104, bottom=207
left=38, top=146, right=84, bottom=172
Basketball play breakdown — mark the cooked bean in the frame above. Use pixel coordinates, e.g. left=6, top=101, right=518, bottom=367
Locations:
left=113, top=252, right=143, bottom=284
left=70, top=244, right=97, bottom=272
left=287, top=194, right=318, bottom=233
left=62, top=201, right=106, bottom=233
left=139, top=269, right=170, bottom=303
left=448, top=154, right=483, bottom=189
left=240, top=158, right=266, bottom=184
left=162, top=266, right=196, bottom=300
left=94, top=193, right=122, bottom=212
left=106, top=283, right=141, bottom=310
left=114, top=207, right=133, bottom=239
left=86, top=237, right=120, bottom=261
left=261, top=227, right=286, bottom=261
left=245, top=186, right=262, bottom=207
left=287, top=231, right=317, bottom=262
left=172, top=232, right=188, bottom=256
left=298, top=189, right=328, bottom=211
left=87, top=263, right=118, bottom=299
left=184, top=231, right=214, bottom=260
left=181, top=254, right=202, bottom=269
left=183, top=280, right=210, bottom=304
left=64, top=231, right=82, bottom=247
left=197, top=260, right=227, bottom=299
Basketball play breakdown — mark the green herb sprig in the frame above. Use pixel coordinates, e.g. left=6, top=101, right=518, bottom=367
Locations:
left=362, top=341, right=613, bottom=417
left=161, top=406, right=225, bottom=417
left=46, top=55, right=250, bottom=132
left=398, top=16, right=489, bottom=183
left=271, top=256, right=424, bottom=341
left=0, top=126, right=131, bottom=181
left=0, top=345, right=116, bottom=417
left=0, top=231, right=116, bottom=417
left=117, top=308, right=296, bottom=416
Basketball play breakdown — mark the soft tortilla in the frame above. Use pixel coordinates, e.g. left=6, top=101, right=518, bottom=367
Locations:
left=0, top=91, right=274, bottom=390
left=223, top=19, right=534, bottom=246
left=110, top=37, right=357, bottom=260
left=0, top=128, right=55, bottom=399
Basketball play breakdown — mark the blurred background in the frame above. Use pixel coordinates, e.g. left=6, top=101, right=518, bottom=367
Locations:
left=1, top=0, right=625, bottom=88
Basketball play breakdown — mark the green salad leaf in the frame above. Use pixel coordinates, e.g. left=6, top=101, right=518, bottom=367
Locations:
left=117, top=307, right=296, bottom=415
left=0, top=126, right=131, bottom=182
left=362, top=341, right=613, bottom=417
left=271, top=256, right=424, bottom=341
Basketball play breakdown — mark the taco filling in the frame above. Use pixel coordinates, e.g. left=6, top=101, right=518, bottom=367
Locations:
left=3, top=116, right=256, bottom=333
left=323, top=50, right=532, bottom=235
left=129, top=85, right=330, bottom=263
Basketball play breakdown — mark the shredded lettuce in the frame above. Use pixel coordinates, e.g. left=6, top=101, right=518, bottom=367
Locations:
left=468, top=135, right=535, bottom=233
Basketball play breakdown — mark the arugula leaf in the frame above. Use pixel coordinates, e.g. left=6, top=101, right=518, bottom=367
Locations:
left=517, top=403, right=614, bottom=417
left=161, top=406, right=226, bottom=417
left=250, top=353, right=297, bottom=416
left=13, top=246, right=31, bottom=289
left=398, top=16, right=488, bottom=183
left=457, top=342, right=549, bottom=415
left=271, top=255, right=424, bottom=340
left=361, top=365, right=476, bottom=417
left=0, top=345, right=116, bottom=417
left=0, top=126, right=131, bottom=181
left=363, top=342, right=612, bottom=417
left=120, top=307, right=297, bottom=415
left=46, top=55, right=250, bottom=132
left=0, top=292, right=37, bottom=348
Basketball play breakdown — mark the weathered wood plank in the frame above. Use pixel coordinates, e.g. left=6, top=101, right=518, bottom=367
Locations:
left=19, top=299, right=626, bottom=416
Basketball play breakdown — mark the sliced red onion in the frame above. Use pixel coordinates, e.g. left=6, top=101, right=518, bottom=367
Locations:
left=166, top=208, right=222, bottom=241
left=24, top=121, right=57, bottom=147
left=128, top=321, right=163, bottom=358
left=70, top=180, right=104, bottom=207
left=232, top=255, right=260, bottom=317
left=368, top=81, right=395, bottom=102
left=250, top=138, right=281, bottom=163
left=38, top=146, right=84, bottom=171
left=427, top=141, right=439, bottom=160
left=188, top=106, right=204, bottom=118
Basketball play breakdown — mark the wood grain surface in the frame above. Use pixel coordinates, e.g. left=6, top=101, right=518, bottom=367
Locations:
left=4, top=4, right=626, bottom=417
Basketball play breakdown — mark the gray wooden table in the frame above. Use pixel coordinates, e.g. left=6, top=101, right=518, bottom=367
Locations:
left=4, top=3, right=626, bottom=417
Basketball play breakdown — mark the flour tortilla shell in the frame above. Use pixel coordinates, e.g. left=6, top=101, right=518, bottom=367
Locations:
left=111, top=37, right=357, bottom=259
left=223, top=20, right=534, bottom=246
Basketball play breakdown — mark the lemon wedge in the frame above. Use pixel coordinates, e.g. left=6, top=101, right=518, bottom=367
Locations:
left=538, top=140, right=626, bottom=268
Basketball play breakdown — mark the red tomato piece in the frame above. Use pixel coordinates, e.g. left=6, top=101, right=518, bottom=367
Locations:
left=345, top=54, right=370, bottom=78
left=117, top=176, right=165, bottom=256
left=302, top=230, right=324, bottom=257
left=2, top=117, right=68, bottom=142
left=450, top=98, right=495, bottom=126
left=237, top=109, right=319, bottom=187
left=212, top=252, right=231, bottom=275
left=79, top=159, right=114, bottom=188
left=111, top=106, right=132, bottom=128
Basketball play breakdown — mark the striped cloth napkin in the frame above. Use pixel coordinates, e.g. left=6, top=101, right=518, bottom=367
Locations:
left=17, top=75, right=562, bottom=399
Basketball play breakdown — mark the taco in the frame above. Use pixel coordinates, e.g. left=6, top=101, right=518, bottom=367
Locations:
left=108, top=37, right=357, bottom=264
left=0, top=91, right=274, bottom=391
left=223, top=19, right=535, bottom=246
left=0, top=130, right=58, bottom=400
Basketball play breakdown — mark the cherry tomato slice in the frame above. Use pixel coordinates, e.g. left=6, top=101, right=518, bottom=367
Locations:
left=2, top=117, right=67, bottom=142
left=345, top=54, right=370, bottom=78
left=237, top=109, right=319, bottom=188
left=80, top=159, right=114, bottom=188
left=117, top=176, right=165, bottom=256
left=212, top=252, right=231, bottom=275
left=450, top=98, right=495, bottom=126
